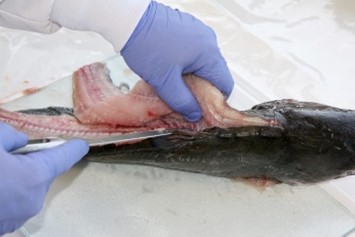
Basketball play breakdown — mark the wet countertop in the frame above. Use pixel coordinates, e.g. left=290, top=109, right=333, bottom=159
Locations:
left=1, top=0, right=355, bottom=236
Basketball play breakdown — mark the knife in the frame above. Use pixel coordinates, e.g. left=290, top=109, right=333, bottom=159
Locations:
left=12, top=130, right=172, bottom=154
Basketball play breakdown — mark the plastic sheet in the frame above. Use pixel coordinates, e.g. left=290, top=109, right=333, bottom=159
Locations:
left=1, top=0, right=355, bottom=236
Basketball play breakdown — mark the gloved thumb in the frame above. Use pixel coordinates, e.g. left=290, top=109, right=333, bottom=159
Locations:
left=29, top=139, right=89, bottom=179
left=0, top=123, right=28, bottom=152
left=151, top=68, right=202, bottom=122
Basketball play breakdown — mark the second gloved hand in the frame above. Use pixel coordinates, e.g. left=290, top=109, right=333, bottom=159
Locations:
left=0, top=123, right=89, bottom=235
left=121, top=1, right=234, bottom=122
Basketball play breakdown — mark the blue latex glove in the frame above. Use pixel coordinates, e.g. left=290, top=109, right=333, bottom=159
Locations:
left=121, top=1, right=234, bottom=122
left=0, top=123, right=89, bottom=235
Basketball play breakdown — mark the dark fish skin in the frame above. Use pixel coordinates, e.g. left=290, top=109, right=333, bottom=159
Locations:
left=19, top=100, right=355, bottom=184
left=18, top=107, right=75, bottom=116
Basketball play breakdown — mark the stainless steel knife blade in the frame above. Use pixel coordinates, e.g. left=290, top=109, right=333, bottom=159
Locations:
left=12, top=130, right=172, bottom=154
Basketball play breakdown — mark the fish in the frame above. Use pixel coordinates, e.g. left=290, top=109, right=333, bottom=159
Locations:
left=1, top=63, right=354, bottom=184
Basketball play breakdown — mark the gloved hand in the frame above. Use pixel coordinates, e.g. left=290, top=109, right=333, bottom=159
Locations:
left=0, top=123, right=88, bottom=235
left=121, top=1, right=234, bottom=122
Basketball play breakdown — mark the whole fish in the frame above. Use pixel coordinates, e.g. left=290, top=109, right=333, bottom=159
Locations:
left=1, top=63, right=354, bottom=184
left=5, top=99, right=355, bottom=185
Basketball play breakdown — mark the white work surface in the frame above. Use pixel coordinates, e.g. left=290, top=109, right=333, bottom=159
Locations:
left=1, top=0, right=355, bottom=236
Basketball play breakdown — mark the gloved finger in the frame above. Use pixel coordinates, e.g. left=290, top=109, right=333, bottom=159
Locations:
left=194, top=55, right=235, bottom=98
left=0, top=221, right=23, bottom=236
left=30, top=139, right=89, bottom=179
left=152, top=68, right=202, bottom=122
left=0, top=122, right=28, bottom=152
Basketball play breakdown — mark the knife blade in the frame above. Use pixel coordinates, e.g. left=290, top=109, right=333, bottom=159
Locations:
left=11, top=130, right=172, bottom=154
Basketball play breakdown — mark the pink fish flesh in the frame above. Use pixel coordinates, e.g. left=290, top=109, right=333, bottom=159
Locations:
left=0, top=63, right=271, bottom=139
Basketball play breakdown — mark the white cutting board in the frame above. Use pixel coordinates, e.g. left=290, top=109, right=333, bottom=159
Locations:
left=1, top=0, right=355, bottom=236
